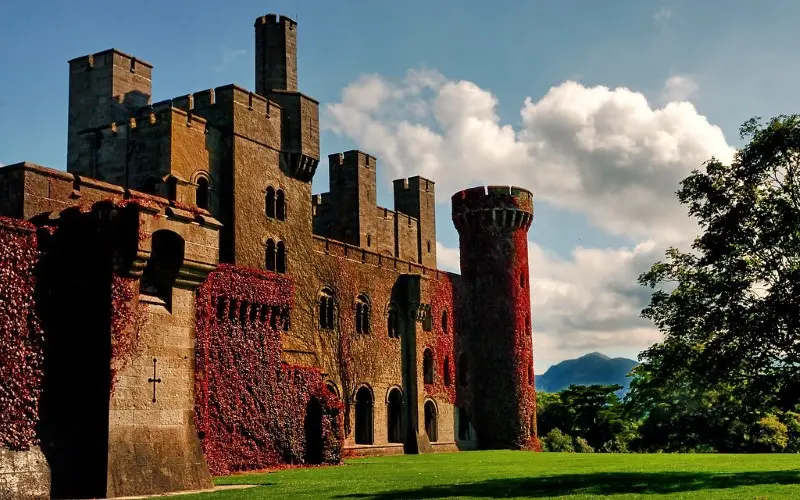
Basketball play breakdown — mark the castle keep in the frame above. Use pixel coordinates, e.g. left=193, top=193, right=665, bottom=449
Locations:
left=0, top=13, right=538, bottom=499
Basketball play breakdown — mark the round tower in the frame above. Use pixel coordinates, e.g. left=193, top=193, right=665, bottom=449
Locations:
left=452, top=185, right=538, bottom=450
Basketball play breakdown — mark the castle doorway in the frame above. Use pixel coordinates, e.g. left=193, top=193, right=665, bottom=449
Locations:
left=355, top=386, right=373, bottom=445
left=304, top=397, right=324, bottom=464
left=387, top=388, right=403, bottom=443
left=424, top=400, right=438, bottom=443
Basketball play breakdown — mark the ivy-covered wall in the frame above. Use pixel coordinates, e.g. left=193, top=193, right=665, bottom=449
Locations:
left=195, top=264, right=344, bottom=475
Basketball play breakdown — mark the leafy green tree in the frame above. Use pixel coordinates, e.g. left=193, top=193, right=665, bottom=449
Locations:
left=638, top=115, right=800, bottom=413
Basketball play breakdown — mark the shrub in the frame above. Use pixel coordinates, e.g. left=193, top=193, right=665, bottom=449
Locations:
left=751, top=414, right=788, bottom=452
left=574, top=437, right=594, bottom=453
left=543, top=428, right=574, bottom=452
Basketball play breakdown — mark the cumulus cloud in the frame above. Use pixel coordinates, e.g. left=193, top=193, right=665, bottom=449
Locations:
left=661, top=75, right=699, bottom=103
left=325, top=71, right=733, bottom=243
left=325, top=70, right=736, bottom=370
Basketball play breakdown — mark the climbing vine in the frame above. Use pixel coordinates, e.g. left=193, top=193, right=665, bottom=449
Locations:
left=425, top=275, right=457, bottom=404
left=109, top=275, right=145, bottom=393
left=0, top=217, right=44, bottom=451
left=195, top=264, right=344, bottom=475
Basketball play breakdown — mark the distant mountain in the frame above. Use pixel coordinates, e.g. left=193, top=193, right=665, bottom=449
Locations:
left=535, top=352, right=639, bottom=396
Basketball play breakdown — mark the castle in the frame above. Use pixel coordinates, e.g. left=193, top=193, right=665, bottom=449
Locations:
left=0, top=13, right=538, bottom=499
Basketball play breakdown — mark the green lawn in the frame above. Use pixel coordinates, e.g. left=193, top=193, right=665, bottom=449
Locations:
left=172, top=451, right=800, bottom=499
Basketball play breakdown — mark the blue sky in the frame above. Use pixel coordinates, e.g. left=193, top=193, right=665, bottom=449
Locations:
left=2, top=1, right=800, bottom=370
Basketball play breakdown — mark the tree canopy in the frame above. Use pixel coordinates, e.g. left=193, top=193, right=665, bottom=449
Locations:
left=638, top=115, right=800, bottom=411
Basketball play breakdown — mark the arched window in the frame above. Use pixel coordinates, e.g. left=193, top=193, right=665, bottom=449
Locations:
left=366, top=234, right=372, bottom=247
left=520, top=272, right=526, bottom=289
left=458, top=353, right=468, bottom=386
left=443, top=357, right=451, bottom=386
left=265, top=239, right=276, bottom=271
left=319, top=288, right=335, bottom=329
left=423, top=348, right=434, bottom=385
left=441, top=310, right=448, bottom=334
left=265, top=186, right=275, bottom=218
left=196, top=176, right=210, bottom=210
left=387, top=388, right=403, bottom=444
left=276, top=189, right=286, bottom=221
left=387, top=303, right=399, bottom=338
left=276, top=241, right=286, bottom=274
left=355, top=386, right=374, bottom=445
left=424, top=400, right=438, bottom=442
left=427, top=240, right=431, bottom=253
left=355, top=294, right=370, bottom=334
left=326, top=382, right=340, bottom=398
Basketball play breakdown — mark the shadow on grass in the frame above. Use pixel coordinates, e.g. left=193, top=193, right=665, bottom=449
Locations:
left=335, top=470, right=800, bottom=499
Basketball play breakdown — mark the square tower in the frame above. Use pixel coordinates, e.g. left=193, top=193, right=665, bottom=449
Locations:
left=394, top=176, right=437, bottom=268
left=67, top=49, right=152, bottom=175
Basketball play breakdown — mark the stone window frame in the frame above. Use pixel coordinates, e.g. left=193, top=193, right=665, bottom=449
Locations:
left=355, top=293, right=371, bottom=334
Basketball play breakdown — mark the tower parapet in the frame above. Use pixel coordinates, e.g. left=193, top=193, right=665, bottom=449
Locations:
left=451, top=185, right=533, bottom=233
left=452, top=185, right=538, bottom=450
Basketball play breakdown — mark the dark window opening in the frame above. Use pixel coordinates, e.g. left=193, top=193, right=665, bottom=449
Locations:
left=355, top=295, right=370, bottom=334
left=355, top=386, right=374, bottom=445
left=166, top=177, right=178, bottom=201
left=423, top=349, right=434, bottom=385
left=326, top=382, right=339, bottom=398
left=196, top=176, right=210, bottom=210
left=443, top=357, right=451, bottom=386
left=441, top=310, right=448, bottom=334
left=266, top=186, right=275, bottom=218
left=520, top=272, right=526, bottom=289
left=140, top=230, right=185, bottom=310
left=265, top=239, right=276, bottom=271
left=424, top=401, right=438, bottom=442
left=319, top=290, right=336, bottom=329
left=276, top=241, right=286, bottom=274
left=427, top=240, right=431, bottom=253
left=387, top=388, right=404, bottom=444
left=215, top=298, right=226, bottom=321
left=366, top=234, right=371, bottom=247
left=276, top=189, right=286, bottom=221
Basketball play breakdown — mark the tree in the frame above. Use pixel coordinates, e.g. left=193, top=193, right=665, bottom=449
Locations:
left=638, top=115, right=800, bottom=413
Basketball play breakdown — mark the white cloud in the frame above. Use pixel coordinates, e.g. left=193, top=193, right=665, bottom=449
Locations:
left=653, top=7, right=673, bottom=23
left=325, top=71, right=734, bottom=243
left=214, top=48, right=246, bottom=73
left=661, top=75, right=699, bottom=103
left=327, top=71, right=735, bottom=370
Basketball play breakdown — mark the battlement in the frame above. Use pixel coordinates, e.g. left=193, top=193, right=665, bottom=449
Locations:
left=451, top=185, right=534, bottom=233
left=154, top=85, right=282, bottom=118
left=254, top=13, right=297, bottom=29
left=328, top=150, right=376, bottom=169
left=393, top=176, right=435, bottom=193
left=68, top=48, right=153, bottom=76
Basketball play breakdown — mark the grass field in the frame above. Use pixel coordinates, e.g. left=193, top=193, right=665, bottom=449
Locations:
left=172, top=451, right=800, bottom=499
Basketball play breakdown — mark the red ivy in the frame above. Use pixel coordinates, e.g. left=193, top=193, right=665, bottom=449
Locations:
left=425, top=276, right=457, bottom=404
left=0, top=217, right=45, bottom=451
left=110, top=275, right=145, bottom=393
left=195, top=264, right=344, bottom=475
